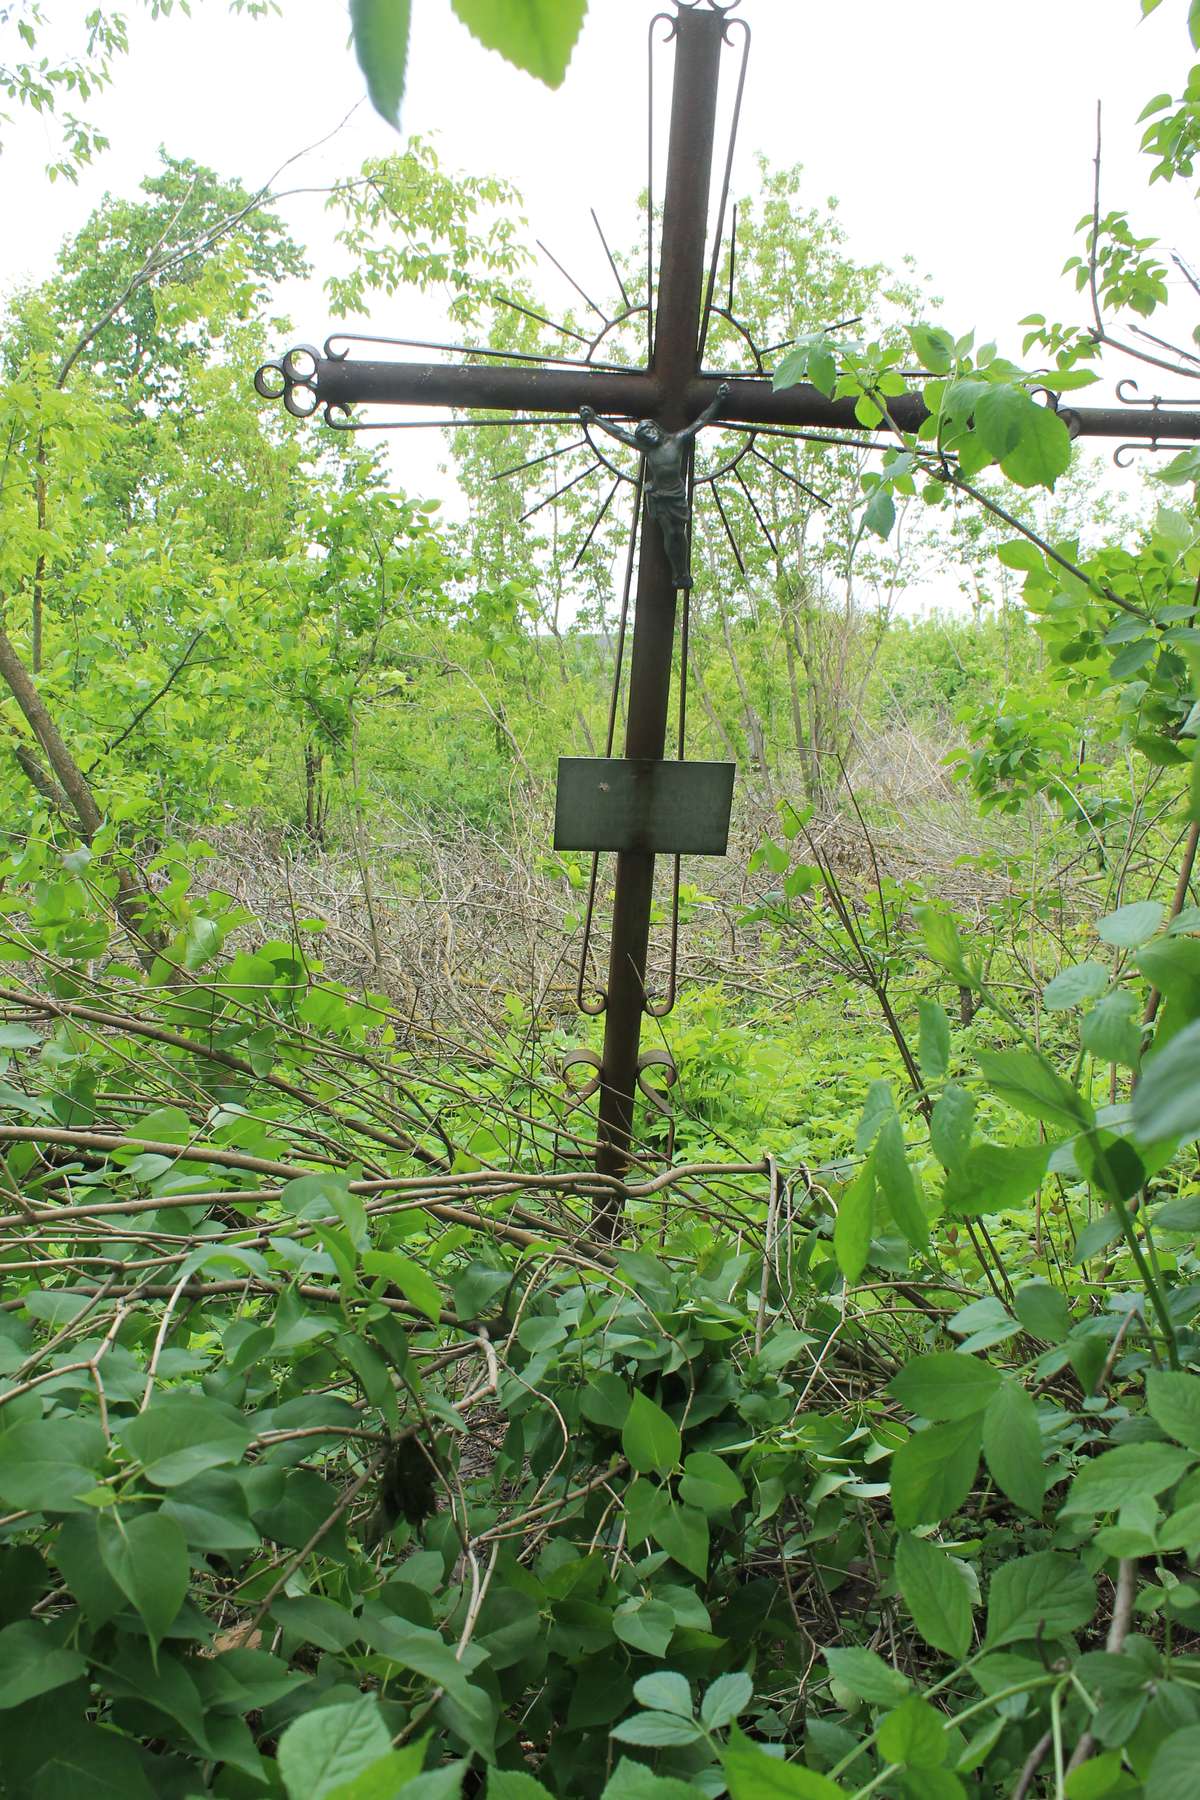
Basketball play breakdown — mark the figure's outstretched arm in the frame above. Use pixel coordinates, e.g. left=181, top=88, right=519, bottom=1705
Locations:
left=678, top=380, right=731, bottom=443
left=580, top=405, right=640, bottom=449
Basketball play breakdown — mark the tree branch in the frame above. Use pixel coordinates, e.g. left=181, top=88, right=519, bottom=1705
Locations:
left=0, top=621, right=161, bottom=964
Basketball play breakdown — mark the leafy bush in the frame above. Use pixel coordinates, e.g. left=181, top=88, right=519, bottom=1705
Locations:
left=0, top=833, right=1198, bottom=1794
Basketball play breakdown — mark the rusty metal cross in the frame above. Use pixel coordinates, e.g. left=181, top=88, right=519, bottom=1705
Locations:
left=256, top=0, right=1200, bottom=1225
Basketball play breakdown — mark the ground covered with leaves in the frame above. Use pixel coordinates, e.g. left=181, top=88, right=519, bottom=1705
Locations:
left=0, top=847, right=1198, bottom=1799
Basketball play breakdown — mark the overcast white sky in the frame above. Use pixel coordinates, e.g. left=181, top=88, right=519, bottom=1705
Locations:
left=3, top=0, right=1198, bottom=526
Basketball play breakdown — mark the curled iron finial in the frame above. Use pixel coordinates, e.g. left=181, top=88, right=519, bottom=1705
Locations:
left=636, top=1051, right=678, bottom=1160
left=1113, top=439, right=1193, bottom=468
left=561, top=1048, right=604, bottom=1104
left=253, top=344, right=323, bottom=420
left=674, top=0, right=745, bottom=45
left=1030, top=386, right=1083, bottom=441
left=1117, top=376, right=1199, bottom=409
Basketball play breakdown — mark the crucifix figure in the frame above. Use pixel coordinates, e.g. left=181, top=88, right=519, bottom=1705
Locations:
left=581, top=382, right=730, bottom=588
left=254, top=0, right=1200, bottom=1234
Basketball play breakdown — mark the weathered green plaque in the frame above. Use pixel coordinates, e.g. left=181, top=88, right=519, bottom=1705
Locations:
left=554, top=757, right=735, bottom=856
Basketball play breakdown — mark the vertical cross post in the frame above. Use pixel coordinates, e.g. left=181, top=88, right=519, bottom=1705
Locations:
left=594, top=7, right=725, bottom=1223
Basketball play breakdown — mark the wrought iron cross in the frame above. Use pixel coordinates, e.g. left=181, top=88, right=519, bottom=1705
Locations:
left=256, top=0, right=1200, bottom=1219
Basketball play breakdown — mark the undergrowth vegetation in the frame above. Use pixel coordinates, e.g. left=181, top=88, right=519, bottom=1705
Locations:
left=0, top=1, right=1199, bottom=1797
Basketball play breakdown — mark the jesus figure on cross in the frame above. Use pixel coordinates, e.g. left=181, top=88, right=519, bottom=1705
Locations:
left=580, top=380, right=731, bottom=589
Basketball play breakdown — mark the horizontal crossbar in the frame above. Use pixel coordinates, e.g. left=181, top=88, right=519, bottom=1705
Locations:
left=306, top=356, right=1200, bottom=444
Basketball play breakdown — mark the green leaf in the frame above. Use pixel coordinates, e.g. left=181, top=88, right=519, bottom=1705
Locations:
left=917, top=1000, right=951, bottom=1079
left=102, top=1639, right=212, bottom=1757
left=1154, top=1192, right=1200, bottom=1232
left=1159, top=1502, right=1200, bottom=1554
left=889, top=1353, right=1002, bottom=1421
left=622, top=1392, right=681, bottom=1477
left=1072, top=1213, right=1123, bottom=1264
left=394, top=1767, right=467, bottom=1799
left=974, top=384, right=1028, bottom=460
left=757, top=1328, right=814, bottom=1372
left=1044, top=962, right=1108, bottom=1010
left=624, top=1476, right=669, bottom=1547
left=1138, top=938, right=1200, bottom=1023
left=1109, top=638, right=1157, bottom=681
left=856, top=1080, right=896, bottom=1152
left=1072, top=1137, right=1151, bottom=1209
left=132, top=1105, right=193, bottom=1144
left=326, top=1748, right=430, bottom=1800
left=999, top=397, right=1072, bottom=488
left=1098, top=901, right=1165, bottom=948
left=0, top=1621, right=86, bottom=1710
left=1133, top=1020, right=1200, bottom=1144
left=982, top=1381, right=1045, bottom=1516
left=350, top=0, right=412, bottom=127
left=834, top=1157, right=874, bottom=1283
left=896, top=1772, right=964, bottom=1800
left=0, top=1023, right=41, bottom=1048
left=28, top=1729, right=154, bottom=1799
left=1082, top=992, right=1142, bottom=1069
left=1147, top=1371, right=1200, bottom=1451
left=956, top=1719, right=1006, bottom=1778
left=651, top=1500, right=709, bottom=1578
left=864, top=484, right=896, bottom=539
left=773, top=347, right=809, bottom=392
left=985, top=1553, right=1096, bottom=1649
left=909, top=325, right=954, bottom=374
left=701, top=1671, right=753, bottom=1729
left=891, top=1415, right=981, bottom=1527
left=894, top=1533, right=972, bottom=1661
left=808, top=343, right=837, bottom=398
left=272, top=1595, right=362, bottom=1653
left=931, top=1084, right=974, bottom=1175
left=915, top=905, right=973, bottom=984
left=612, top=1597, right=675, bottom=1657
left=610, top=1712, right=702, bottom=1748
left=580, top=1372, right=632, bottom=1430
left=161, top=1471, right=261, bottom=1552
left=357, top=1617, right=474, bottom=1701
left=825, top=1645, right=910, bottom=1706
left=1146, top=1725, right=1200, bottom=1800
left=98, top=1510, right=189, bottom=1651
left=1062, top=1442, right=1192, bottom=1515
left=362, top=1250, right=443, bottom=1323
left=878, top=1696, right=948, bottom=1770
left=0, top=1415, right=106, bottom=1515
left=976, top=1049, right=1092, bottom=1130
left=632, top=1672, right=692, bottom=1718
left=278, top=1696, right=392, bottom=1800
left=679, top=1450, right=746, bottom=1514
left=997, top=538, right=1044, bottom=573
left=601, top=1760, right=700, bottom=1800
left=52, top=1514, right=123, bottom=1628
left=282, top=1173, right=368, bottom=1252
left=947, top=1297, right=1015, bottom=1345
left=485, top=1772, right=554, bottom=1800
left=875, top=1114, right=928, bottom=1248
left=1013, top=1281, right=1070, bottom=1344
left=723, top=1726, right=847, bottom=1797
left=118, top=1392, right=252, bottom=1487
left=451, top=0, right=586, bottom=86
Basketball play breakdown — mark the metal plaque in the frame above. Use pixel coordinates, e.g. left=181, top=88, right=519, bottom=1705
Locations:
left=554, top=757, right=735, bottom=856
